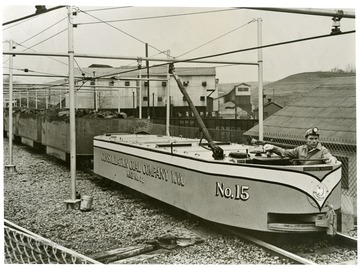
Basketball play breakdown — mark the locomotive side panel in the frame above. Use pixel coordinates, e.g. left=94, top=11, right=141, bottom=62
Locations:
left=94, top=142, right=341, bottom=232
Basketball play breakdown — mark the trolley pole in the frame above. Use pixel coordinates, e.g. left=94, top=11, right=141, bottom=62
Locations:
left=5, top=40, right=16, bottom=173
left=257, top=18, right=264, bottom=141
left=65, top=6, right=80, bottom=209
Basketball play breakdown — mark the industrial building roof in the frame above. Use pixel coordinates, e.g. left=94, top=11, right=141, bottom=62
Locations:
left=245, top=77, right=356, bottom=146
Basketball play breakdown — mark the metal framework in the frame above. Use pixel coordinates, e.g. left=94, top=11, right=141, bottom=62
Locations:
left=3, top=7, right=262, bottom=214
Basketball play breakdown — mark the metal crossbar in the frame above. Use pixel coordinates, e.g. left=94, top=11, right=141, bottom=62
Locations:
left=4, top=219, right=100, bottom=264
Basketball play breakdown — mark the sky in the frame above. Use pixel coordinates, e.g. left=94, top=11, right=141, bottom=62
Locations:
left=2, top=0, right=358, bottom=85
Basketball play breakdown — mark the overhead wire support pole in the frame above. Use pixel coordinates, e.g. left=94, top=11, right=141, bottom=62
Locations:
left=257, top=18, right=264, bottom=141
left=166, top=50, right=171, bottom=136
left=137, top=58, right=143, bottom=119
left=146, top=43, right=150, bottom=118
left=139, top=66, right=142, bottom=119
left=64, top=6, right=80, bottom=209
left=5, top=40, right=16, bottom=173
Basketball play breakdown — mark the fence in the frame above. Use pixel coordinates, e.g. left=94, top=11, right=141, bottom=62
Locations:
left=258, top=132, right=356, bottom=199
left=4, top=219, right=100, bottom=264
left=152, top=117, right=258, bottom=132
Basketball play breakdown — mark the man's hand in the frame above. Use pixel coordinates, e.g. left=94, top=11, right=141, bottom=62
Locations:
left=264, top=144, right=274, bottom=151
left=325, top=157, right=337, bottom=164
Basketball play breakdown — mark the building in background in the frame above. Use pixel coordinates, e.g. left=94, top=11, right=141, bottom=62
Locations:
left=63, top=65, right=217, bottom=118
left=253, top=99, right=282, bottom=119
left=215, top=83, right=253, bottom=119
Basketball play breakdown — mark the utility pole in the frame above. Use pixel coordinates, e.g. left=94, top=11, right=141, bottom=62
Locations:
left=93, top=71, right=96, bottom=110
left=166, top=50, right=171, bottom=136
left=138, top=58, right=142, bottom=119
left=65, top=6, right=80, bottom=209
left=146, top=43, right=150, bottom=118
left=5, top=39, right=16, bottom=173
left=257, top=18, right=264, bottom=141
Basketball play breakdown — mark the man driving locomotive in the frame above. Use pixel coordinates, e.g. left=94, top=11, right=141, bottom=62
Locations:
left=263, top=127, right=337, bottom=165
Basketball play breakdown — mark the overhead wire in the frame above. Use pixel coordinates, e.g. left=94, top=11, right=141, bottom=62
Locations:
left=78, top=8, right=166, bottom=56
left=3, top=16, right=69, bottom=68
left=18, top=17, right=67, bottom=45
left=4, top=29, right=356, bottom=98
left=3, top=16, right=36, bottom=31
left=15, top=43, right=69, bottom=67
left=74, top=58, right=92, bottom=77
left=5, top=6, right=242, bottom=83
left=4, top=7, right=355, bottom=88
left=7, top=66, right=68, bottom=77
left=2, top=5, right=66, bottom=26
left=23, top=28, right=67, bottom=51
left=81, top=6, right=133, bottom=12
left=5, top=30, right=356, bottom=84
left=77, top=8, right=240, bottom=25
left=175, top=18, right=257, bottom=58
left=76, top=8, right=260, bottom=76
left=182, top=30, right=356, bottom=63
left=88, top=30, right=356, bottom=80
left=76, top=8, right=242, bottom=74
left=3, top=66, right=73, bottom=84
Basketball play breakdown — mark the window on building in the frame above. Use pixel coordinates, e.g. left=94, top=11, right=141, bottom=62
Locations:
left=125, top=81, right=130, bottom=86
left=200, top=96, right=205, bottom=101
left=335, top=155, right=349, bottom=189
left=158, top=96, right=163, bottom=102
left=90, top=80, right=95, bottom=86
left=143, top=96, right=148, bottom=101
left=109, top=81, right=115, bottom=86
left=237, top=87, right=248, bottom=92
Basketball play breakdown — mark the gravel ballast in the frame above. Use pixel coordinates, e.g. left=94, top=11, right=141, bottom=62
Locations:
left=3, top=139, right=348, bottom=264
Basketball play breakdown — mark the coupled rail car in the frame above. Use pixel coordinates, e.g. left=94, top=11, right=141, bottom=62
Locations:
left=93, top=133, right=341, bottom=235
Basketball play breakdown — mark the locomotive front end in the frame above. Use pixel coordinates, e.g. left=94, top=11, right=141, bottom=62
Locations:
left=266, top=162, right=342, bottom=235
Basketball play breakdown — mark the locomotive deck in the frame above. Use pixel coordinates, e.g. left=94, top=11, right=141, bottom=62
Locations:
left=93, top=133, right=342, bottom=234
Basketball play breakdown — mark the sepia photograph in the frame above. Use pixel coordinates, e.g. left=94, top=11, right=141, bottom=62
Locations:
left=2, top=0, right=358, bottom=265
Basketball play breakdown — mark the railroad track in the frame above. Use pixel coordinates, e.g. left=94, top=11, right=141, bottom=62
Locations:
left=216, top=224, right=357, bottom=265
left=84, top=165, right=357, bottom=264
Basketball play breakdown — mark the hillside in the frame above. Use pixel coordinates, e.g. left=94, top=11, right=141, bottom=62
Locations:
left=250, top=72, right=355, bottom=108
left=245, top=71, right=356, bottom=144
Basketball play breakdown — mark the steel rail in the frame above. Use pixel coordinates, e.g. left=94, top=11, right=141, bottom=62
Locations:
left=218, top=224, right=357, bottom=265
left=215, top=224, right=316, bottom=264
left=335, top=232, right=358, bottom=248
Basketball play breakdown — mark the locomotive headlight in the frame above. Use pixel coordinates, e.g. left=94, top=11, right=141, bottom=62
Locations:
left=312, top=184, right=329, bottom=201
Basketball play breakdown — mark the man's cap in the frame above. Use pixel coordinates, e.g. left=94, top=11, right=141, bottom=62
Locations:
left=305, top=127, right=319, bottom=138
